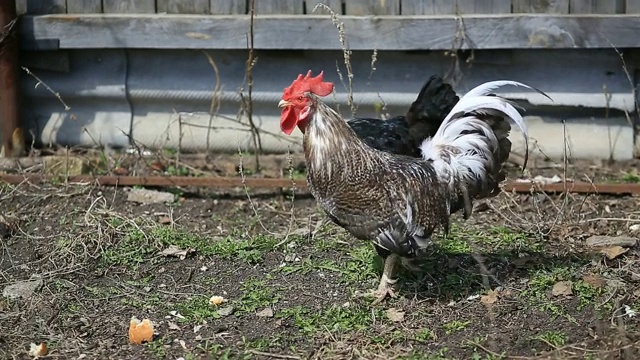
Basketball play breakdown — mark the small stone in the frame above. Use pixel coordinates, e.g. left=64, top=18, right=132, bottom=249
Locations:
left=2, top=276, right=43, bottom=300
left=552, top=281, right=573, bottom=297
left=217, top=306, right=234, bottom=317
left=385, top=308, right=405, bottom=322
left=127, top=188, right=175, bottom=204
left=256, top=307, right=274, bottom=318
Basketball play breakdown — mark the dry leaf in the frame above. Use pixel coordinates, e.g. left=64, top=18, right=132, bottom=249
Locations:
left=552, top=281, right=573, bottom=297
left=209, top=296, right=227, bottom=306
left=386, top=308, right=405, bottom=322
left=149, top=162, right=165, bottom=172
left=481, top=290, right=499, bottom=305
left=113, top=167, right=129, bottom=176
left=159, top=245, right=193, bottom=260
left=167, top=321, right=181, bottom=331
left=582, top=274, right=605, bottom=288
left=28, top=342, right=48, bottom=357
left=128, top=317, right=155, bottom=344
left=601, top=246, right=629, bottom=260
left=169, top=310, right=186, bottom=319
left=256, top=307, right=274, bottom=318
left=158, top=216, right=172, bottom=225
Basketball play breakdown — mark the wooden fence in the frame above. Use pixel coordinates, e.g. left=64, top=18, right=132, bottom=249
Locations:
left=13, top=0, right=640, bottom=160
left=15, top=0, right=639, bottom=15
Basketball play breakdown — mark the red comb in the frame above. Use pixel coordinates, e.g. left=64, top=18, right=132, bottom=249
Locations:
left=283, top=70, right=334, bottom=98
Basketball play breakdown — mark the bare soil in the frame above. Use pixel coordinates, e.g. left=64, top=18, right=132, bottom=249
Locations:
left=2, top=154, right=640, bottom=359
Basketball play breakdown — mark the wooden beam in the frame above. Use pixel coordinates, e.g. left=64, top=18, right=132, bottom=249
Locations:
left=157, top=0, right=209, bottom=14
left=66, top=0, right=102, bottom=13
left=19, top=14, right=640, bottom=51
left=2, top=174, right=640, bottom=195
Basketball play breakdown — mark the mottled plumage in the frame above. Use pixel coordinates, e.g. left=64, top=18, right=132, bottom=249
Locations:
left=305, top=101, right=450, bottom=259
left=279, top=71, right=550, bottom=303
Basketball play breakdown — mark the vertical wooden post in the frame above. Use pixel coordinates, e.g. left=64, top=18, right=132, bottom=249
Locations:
left=0, top=0, right=20, bottom=158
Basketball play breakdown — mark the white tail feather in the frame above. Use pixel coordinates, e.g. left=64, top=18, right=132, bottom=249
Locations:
left=420, top=80, right=551, bottom=193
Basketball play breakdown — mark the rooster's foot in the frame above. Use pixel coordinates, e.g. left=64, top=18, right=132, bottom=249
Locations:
left=368, top=274, right=398, bottom=305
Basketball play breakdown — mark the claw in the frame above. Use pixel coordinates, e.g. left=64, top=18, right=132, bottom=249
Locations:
left=366, top=254, right=400, bottom=305
left=369, top=274, right=397, bottom=305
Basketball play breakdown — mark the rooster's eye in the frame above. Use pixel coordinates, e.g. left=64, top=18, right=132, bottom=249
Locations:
left=298, top=96, right=304, bottom=101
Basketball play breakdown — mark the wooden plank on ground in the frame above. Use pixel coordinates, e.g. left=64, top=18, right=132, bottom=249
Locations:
left=16, top=0, right=66, bottom=14
left=456, top=0, right=511, bottom=13
left=66, top=0, right=101, bottom=13
left=103, top=0, right=155, bottom=13
left=512, top=0, right=569, bottom=13
left=627, top=0, right=640, bottom=13
left=306, top=0, right=343, bottom=14
left=20, top=14, right=640, bottom=51
left=157, top=0, right=209, bottom=14
left=345, top=0, right=400, bottom=15
left=254, top=0, right=303, bottom=14
left=570, top=0, right=623, bottom=13
left=210, top=0, right=246, bottom=14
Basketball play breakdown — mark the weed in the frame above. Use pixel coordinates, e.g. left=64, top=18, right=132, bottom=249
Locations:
left=165, top=165, right=189, bottom=176
left=176, top=296, right=222, bottom=322
left=533, top=330, right=567, bottom=347
left=574, top=280, right=605, bottom=310
left=399, top=347, right=451, bottom=360
left=233, top=278, right=280, bottom=314
left=121, top=293, right=163, bottom=311
left=620, top=170, right=640, bottom=183
left=101, top=223, right=278, bottom=268
left=436, top=224, right=540, bottom=254
left=414, top=328, right=435, bottom=342
left=442, top=320, right=470, bottom=334
left=278, top=303, right=381, bottom=335
left=145, top=337, right=168, bottom=359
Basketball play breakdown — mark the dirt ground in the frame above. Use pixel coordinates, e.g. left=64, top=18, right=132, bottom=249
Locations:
left=2, top=153, right=640, bottom=359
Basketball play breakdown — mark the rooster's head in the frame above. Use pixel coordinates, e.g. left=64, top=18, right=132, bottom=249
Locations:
left=279, top=70, right=334, bottom=135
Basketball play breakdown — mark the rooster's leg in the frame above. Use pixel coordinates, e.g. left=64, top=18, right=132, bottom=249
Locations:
left=370, top=254, right=399, bottom=304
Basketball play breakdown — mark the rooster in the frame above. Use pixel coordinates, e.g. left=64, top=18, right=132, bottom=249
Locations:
left=278, top=71, right=549, bottom=304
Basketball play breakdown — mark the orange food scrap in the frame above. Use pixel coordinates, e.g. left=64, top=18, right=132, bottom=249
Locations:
left=28, top=342, right=48, bottom=357
left=128, top=316, right=155, bottom=344
left=209, top=295, right=226, bottom=306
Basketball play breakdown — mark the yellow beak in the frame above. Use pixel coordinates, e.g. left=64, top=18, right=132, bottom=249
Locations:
left=278, top=99, right=290, bottom=108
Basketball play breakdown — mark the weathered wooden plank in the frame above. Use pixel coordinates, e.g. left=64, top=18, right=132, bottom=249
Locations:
left=401, top=0, right=453, bottom=15
left=157, top=0, right=209, bottom=14
left=626, top=0, right=640, bottom=13
left=210, top=0, right=246, bottom=14
left=345, top=0, right=400, bottom=15
left=16, top=0, right=65, bottom=14
left=512, top=0, right=569, bottom=13
left=456, top=0, right=511, bottom=14
left=306, top=0, right=343, bottom=15
left=102, top=0, right=155, bottom=13
left=20, top=14, right=640, bottom=51
left=254, top=0, right=303, bottom=14
left=66, top=0, right=101, bottom=13
left=570, top=0, right=623, bottom=13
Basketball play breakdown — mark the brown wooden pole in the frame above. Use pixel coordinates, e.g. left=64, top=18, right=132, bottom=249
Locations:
left=0, top=0, right=19, bottom=158
left=1, top=174, right=640, bottom=195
